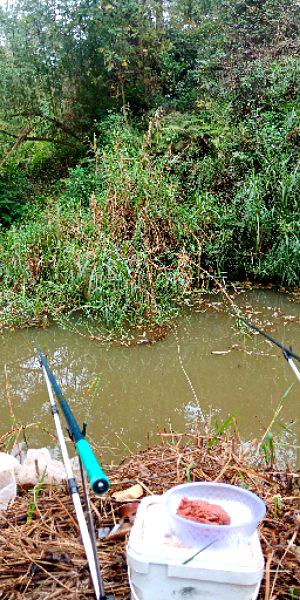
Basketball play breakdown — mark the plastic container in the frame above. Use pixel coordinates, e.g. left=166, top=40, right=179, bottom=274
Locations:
left=164, top=482, right=266, bottom=547
left=127, top=496, right=265, bottom=600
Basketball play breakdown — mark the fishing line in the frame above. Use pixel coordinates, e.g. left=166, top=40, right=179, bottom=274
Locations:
left=173, top=326, right=208, bottom=431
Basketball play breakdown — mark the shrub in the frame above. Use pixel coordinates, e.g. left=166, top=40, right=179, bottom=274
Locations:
left=0, top=162, right=32, bottom=228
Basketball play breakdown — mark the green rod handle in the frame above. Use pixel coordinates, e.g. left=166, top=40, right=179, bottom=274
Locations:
left=76, top=439, right=110, bottom=495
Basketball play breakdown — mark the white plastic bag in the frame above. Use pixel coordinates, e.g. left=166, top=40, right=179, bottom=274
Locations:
left=15, top=448, right=66, bottom=485
left=0, top=453, right=18, bottom=510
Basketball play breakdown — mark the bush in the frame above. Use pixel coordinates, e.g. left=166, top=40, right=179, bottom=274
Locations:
left=0, top=105, right=299, bottom=334
left=0, top=120, right=194, bottom=331
left=0, top=162, right=32, bottom=228
left=231, top=57, right=300, bottom=116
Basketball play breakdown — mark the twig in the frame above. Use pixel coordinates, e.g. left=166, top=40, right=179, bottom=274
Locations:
left=264, top=552, right=274, bottom=600
left=269, top=529, right=298, bottom=598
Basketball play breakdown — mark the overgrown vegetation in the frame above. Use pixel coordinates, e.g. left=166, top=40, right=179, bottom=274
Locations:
left=0, top=0, right=299, bottom=333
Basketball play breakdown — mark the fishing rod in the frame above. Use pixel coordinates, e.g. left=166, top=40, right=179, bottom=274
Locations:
left=238, top=316, right=300, bottom=383
left=36, top=348, right=109, bottom=495
left=36, top=348, right=113, bottom=600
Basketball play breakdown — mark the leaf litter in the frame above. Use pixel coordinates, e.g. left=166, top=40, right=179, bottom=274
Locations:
left=0, top=427, right=298, bottom=599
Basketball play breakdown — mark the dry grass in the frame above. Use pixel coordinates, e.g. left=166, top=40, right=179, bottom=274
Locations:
left=0, top=430, right=299, bottom=599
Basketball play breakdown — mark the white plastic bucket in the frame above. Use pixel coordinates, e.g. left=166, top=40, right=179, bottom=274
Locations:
left=127, top=496, right=264, bottom=600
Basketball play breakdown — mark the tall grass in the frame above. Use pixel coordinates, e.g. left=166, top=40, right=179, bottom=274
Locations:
left=0, top=123, right=195, bottom=332
left=0, top=108, right=299, bottom=334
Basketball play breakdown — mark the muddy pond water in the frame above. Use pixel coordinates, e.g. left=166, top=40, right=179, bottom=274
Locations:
left=0, top=289, right=299, bottom=464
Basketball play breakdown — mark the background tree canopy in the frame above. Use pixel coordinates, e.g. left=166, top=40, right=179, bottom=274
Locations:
left=1, top=0, right=298, bottom=138
left=0, top=0, right=299, bottom=330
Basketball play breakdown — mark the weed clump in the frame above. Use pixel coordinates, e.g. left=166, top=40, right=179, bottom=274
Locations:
left=0, top=104, right=299, bottom=334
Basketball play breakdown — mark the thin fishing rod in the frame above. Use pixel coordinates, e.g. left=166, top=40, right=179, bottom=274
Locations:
left=40, top=363, right=103, bottom=600
left=239, top=316, right=300, bottom=362
left=36, top=348, right=109, bottom=495
left=286, top=356, right=300, bottom=384
left=79, top=451, right=105, bottom=598
left=238, top=315, right=300, bottom=382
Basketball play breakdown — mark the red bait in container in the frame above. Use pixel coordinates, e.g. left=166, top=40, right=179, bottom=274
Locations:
left=177, top=497, right=231, bottom=525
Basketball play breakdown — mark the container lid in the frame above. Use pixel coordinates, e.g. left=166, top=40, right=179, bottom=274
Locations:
left=127, top=496, right=264, bottom=585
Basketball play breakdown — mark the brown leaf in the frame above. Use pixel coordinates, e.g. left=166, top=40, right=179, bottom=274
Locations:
left=118, top=502, right=140, bottom=519
left=106, top=521, right=131, bottom=541
left=112, top=484, right=143, bottom=502
left=136, top=461, right=151, bottom=478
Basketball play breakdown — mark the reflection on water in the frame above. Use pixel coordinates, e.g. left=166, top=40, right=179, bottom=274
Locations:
left=0, top=289, right=299, bottom=464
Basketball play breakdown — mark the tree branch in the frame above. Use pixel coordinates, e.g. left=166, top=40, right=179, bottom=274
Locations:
left=9, top=111, right=84, bottom=142
left=0, top=130, right=75, bottom=146
left=0, top=126, right=35, bottom=169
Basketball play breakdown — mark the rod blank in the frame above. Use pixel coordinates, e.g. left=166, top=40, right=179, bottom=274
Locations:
left=41, top=363, right=101, bottom=599
left=238, top=315, right=300, bottom=383
left=36, top=347, right=110, bottom=495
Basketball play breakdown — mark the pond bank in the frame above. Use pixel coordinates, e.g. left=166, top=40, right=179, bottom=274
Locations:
left=0, top=429, right=299, bottom=599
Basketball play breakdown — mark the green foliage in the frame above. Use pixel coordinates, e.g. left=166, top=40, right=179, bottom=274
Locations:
left=24, top=142, right=82, bottom=182
left=0, top=121, right=195, bottom=331
left=61, top=164, right=100, bottom=207
left=1, top=96, right=300, bottom=332
left=260, top=431, right=275, bottom=465
left=231, top=57, right=300, bottom=115
left=209, top=414, right=235, bottom=448
left=0, top=0, right=299, bottom=332
left=185, top=462, right=195, bottom=482
left=1, top=0, right=296, bottom=136
left=0, top=163, right=32, bottom=227
left=27, top=468, right=47, bottom=523
left=259, top=383, right=294, bottom=466
left=273, top=494, right=283, bottom=517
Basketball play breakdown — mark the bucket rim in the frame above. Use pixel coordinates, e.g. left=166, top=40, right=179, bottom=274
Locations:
left=163, top=481, right=266, bottom=530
